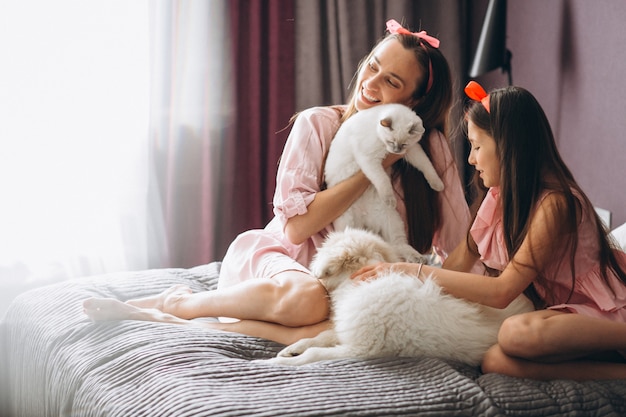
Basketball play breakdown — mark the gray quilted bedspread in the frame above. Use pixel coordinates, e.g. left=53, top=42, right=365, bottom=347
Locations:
left=2, top=262, right=626, bottom=417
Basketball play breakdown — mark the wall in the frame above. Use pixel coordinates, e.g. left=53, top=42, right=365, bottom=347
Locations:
left=475, top=0, right=626, bottom=229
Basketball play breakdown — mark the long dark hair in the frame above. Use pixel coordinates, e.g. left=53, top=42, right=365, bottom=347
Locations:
left=465, top=86, right=626, bottom=305
left=342, top=33, right=454, bottom=253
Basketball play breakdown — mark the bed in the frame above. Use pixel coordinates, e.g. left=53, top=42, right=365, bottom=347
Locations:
left=3, top=227, right=626, bottom=416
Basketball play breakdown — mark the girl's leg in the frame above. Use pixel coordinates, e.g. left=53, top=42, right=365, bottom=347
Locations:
left=482, top=309, right=626, bottom=380
left=499, top=309, right=626, bottom=359
left=103, top=270, right=329, bottom=327
left=482, top=344, right=626, bottom=381
left=83, top=297, right=330, bottom=345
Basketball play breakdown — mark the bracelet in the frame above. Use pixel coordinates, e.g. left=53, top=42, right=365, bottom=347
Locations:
left=416, top=263, right=423, bottom=279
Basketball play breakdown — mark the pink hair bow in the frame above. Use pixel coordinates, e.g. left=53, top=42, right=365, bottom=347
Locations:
left=465, top=81, right=490, bottom=113
left=386, top=19, right=440, bottom=49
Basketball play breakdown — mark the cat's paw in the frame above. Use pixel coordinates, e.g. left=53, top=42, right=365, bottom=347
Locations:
left=427, top=177, right=445, bottom=192
left=382, top=192, right=397, bottom=208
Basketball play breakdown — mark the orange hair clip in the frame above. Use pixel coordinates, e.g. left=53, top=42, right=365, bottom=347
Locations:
left=465, top=81, right=490, bottom=113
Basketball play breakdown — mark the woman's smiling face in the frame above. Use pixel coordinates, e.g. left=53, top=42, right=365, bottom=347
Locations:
left=354, top=38, right=421, bottom=111
left=467, top=120, right=500, bottom=188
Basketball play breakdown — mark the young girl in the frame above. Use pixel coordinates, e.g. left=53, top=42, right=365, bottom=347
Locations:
left=353, top=81, right=626, bottom=381
left=83, top=20, right=474, bottom=345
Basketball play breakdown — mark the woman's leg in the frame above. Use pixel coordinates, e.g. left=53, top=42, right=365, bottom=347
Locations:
left=96, top=270, right=330, bottom=327
left=83, top=297, right=330, bottom=345
left=212, top=318, right=331, bottom=345
left=482, top=309, right=626, bottom=380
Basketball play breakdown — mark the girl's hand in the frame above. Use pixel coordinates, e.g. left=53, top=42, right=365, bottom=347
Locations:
left=351, top=262, right=425, bottom=282
left=351, top=262, right=385, bottom=282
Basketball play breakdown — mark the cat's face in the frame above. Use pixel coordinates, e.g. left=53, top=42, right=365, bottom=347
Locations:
left=378, top=109, right=425, bottom=154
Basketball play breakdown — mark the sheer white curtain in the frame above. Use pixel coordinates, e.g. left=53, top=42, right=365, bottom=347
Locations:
left=148, top=0, right=232, bottom=269
left=0, top=0, right=231, bottom=316
left=0, top=0, right=157, bottom=306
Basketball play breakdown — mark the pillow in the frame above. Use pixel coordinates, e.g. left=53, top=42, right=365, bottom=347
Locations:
left=610, top=222, right=626, bottom=251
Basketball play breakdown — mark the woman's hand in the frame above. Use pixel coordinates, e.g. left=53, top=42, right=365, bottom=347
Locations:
left=284, top=152, right=403, bottom=245
left=284, top=146, right=405, bottom=245
left=284, top=171, right=371, bottom=245
left=351, top=262, right=424, bottom=282
left=382, top=152, right=403, bottom=169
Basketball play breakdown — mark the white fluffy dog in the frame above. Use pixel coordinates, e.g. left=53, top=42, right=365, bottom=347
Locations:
left=263, top=228, right=534, bottom=366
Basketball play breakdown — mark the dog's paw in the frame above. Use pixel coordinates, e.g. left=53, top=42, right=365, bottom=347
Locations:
left=277, top=342, right=309, bottom=358
left=404, top=253, right=429, bottom=264
left=396, top=245, right=428, bottom=264
left=252, top=355, right=301, bottom=366
left=252, top=357, right=284, bottom=365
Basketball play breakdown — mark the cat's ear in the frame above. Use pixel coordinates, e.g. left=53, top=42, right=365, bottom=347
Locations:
left=380, top=117, right=393, bottom=129
left=410, top=122, right=425, bottom=136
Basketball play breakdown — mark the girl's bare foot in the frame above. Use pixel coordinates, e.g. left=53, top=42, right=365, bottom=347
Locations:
left=125, top=285, right=193, bottom=310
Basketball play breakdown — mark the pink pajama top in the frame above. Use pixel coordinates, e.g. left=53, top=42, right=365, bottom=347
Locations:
left=219, top=106, right=472, bottom=288
left=471, top=187, right=626, bottom=321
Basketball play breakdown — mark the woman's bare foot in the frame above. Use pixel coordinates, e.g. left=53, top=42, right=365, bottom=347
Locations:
left=125, top=285, right=193, bottom=310
left=83, top=297, right=215, bottom=328
left=83, top=297, right=152, bottom=321
left=83, top=297, right=329, bottom=344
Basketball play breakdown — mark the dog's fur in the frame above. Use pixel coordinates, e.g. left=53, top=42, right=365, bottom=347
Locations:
left=262, top=228, right=534, bottom=366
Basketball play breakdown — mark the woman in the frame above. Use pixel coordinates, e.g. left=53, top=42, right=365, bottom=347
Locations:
left=83, top=20, right=474, bottom=345
left=353, top=81, right=626, bottom=381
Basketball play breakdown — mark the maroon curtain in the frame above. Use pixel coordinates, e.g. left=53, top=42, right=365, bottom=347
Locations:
left=294, top=0, right=471, bottom=183
left=218, top=0, right=295, bottom=258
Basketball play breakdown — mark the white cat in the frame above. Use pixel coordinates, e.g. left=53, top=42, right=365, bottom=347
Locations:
left=261, top=228, right=534, bottom=367
left=324, top=103, right=444, bottom=262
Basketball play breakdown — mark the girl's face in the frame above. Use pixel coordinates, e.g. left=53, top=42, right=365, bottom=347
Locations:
left=467, top=120, right=500, bottom=188
left=354, top=39, right=421, bottom=111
